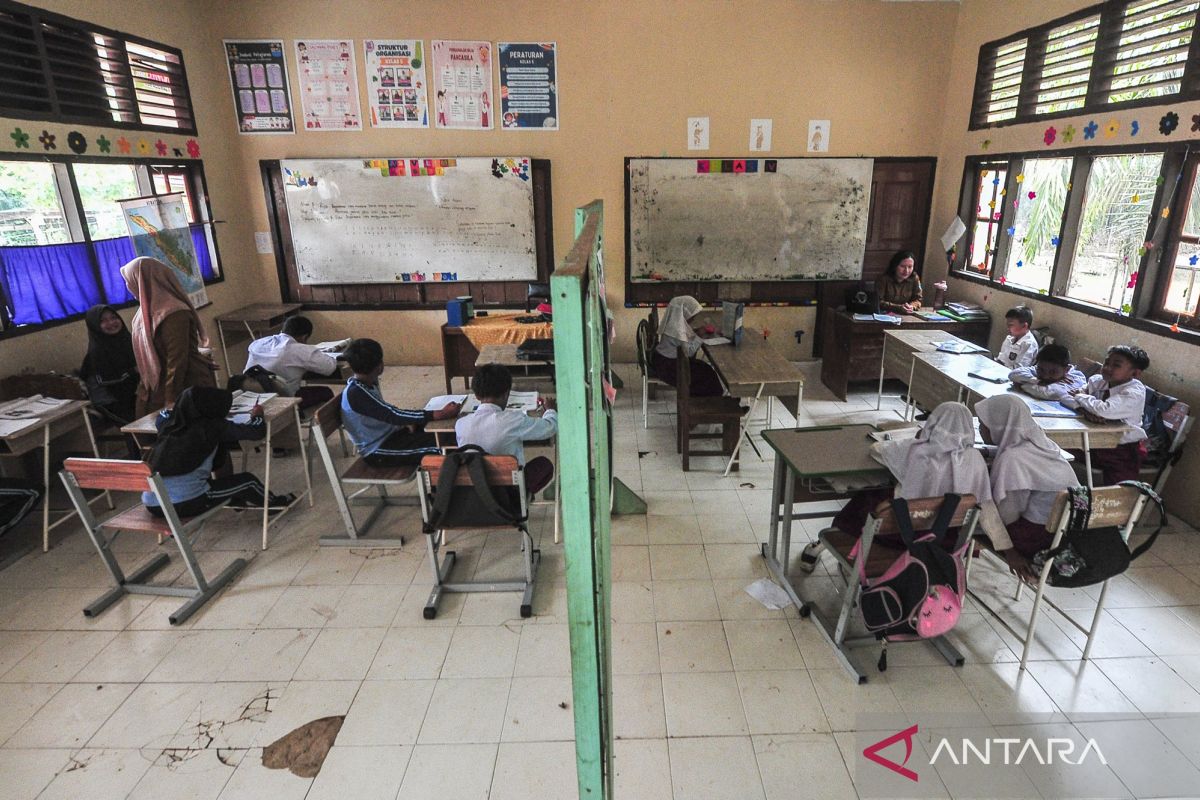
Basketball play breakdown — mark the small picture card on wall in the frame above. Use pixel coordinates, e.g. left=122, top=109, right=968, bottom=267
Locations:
left=223, top=40, right=295, bottom=134
left=498, top=42, right=559, bottom=130
left=432, top=40, right=494, bottom=130
left=808, top=119, right=830, bottom=153
left=749, top=118, right=772, bottom=152
left=688, top=117, right=709, bottom=150
left=363, top=39, right=429, bottom=128
left=294, top=39, right=362, bottom=130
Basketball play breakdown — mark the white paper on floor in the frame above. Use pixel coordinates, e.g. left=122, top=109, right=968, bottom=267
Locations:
left=745, top=578, right=792, bottom=610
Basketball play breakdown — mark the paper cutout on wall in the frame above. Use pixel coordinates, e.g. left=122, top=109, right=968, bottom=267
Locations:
left=1160, top=111, right=1179, bottom=135
left=1043, top=126, right=1056, bottom=146
left=67, top=131, right=86, bottom=154
left=10, top=128, right=29, bottom=148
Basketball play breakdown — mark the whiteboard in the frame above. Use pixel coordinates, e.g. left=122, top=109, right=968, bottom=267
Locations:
left=281, top=157, right=538, bottom=285
left=627, top=157, right=873, bottom=282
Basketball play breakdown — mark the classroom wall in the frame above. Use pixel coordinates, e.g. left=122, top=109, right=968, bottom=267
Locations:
left=926, top=0, right=1200, bottom=524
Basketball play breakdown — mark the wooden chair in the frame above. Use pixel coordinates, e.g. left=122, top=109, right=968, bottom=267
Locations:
left=309, top=393, right=412, bottom=547
left=675, top=346, right=741, bottom=471
left=636, top=318, right=672, bottom=428
left=1076, top=356, right=1103, bottom=379
left=966, top=485, right=1153, bottom=670
left=417, top=453, right=538, bottom=619
left=59, top=458, right=245, bottom=625
left=805, top=495, right=978, bottom=683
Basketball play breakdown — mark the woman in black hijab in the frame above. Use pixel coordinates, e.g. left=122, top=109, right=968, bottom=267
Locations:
left=80, top=305, right=139, bottom=424
left=143, top=387, right=294, bottom=518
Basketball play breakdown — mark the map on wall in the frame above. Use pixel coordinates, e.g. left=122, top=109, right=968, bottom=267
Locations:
left=119, top=193, right=208, bottom=308
left=627, top=157, right=873, bottom=282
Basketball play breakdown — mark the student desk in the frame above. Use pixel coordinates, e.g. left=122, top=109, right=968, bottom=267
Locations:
left=302, top=360, right=352, bottom=386
left=702, top=331, right=805, bottom=477
left=475, top=344, right=555, bottom=391
left=122, top=396, right=309, bottom=550
left=213, top=303, right=302, bottom=377
left=0, top=398, right=108, bottom=551
left=441, top=315, right=554, bottom=393
left=877, top=329, right=989, bottom=412
left=820, top=310, right=990, bottom=401
left=761, top=424, right=892, bottom=678
left=909, top=352, right=1130, bottom=488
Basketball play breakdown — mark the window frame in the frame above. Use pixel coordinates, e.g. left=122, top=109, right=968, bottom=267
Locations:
left=970, top=0, right=1200, bottom=130
left=1151, top=151, right=1200, bottom=328
left=0, top=0, right=198, bottom=135
left=0, top=152, right=222, bottom=339
left=954, top=140, right=1199, bottom=343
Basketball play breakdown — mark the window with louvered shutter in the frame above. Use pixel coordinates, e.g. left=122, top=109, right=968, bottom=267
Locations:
left=972, top=38, right=1028, bottom=126
left=0, top=0, right=195, bottom=134
left=1034, top=13, right=1101, bottom=115
left=1105, top=0, right=1200, bottom=103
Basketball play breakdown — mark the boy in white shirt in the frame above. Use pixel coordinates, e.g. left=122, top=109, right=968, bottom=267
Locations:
left=1060, top=344, right=1150, bottom=484
left=455, top=364, right=558, bottom=494
left=996, top=305, right=1039, bottom=369
left=245, top=316, right=340, bottom=410
left=1009, top=342, right=1086, bottom=402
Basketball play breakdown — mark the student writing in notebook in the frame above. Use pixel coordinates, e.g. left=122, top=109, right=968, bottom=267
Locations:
left=875, top=250, right=923, bottom=314
left=341, top=338, right=460, bottom=467
left=1008, top=343, right=1086, bottom=402
left=455, top=364, right=557, bottom=494
left=1060, top=345, right=1150, bottom=484
left=244, top=316, right=340, bottom=411
left=996, top=305, right=1038, bottom=369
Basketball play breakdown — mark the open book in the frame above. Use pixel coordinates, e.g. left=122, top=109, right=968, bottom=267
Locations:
left=0, top=394, right=70, bottom=420
left=313, top=338, right=352, bottom=354
left=229, top=391, right=277, bottom=414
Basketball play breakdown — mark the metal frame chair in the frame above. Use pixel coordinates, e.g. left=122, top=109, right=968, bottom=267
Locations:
left=636, top=318, right=672, bottom=428
left=417, top=453, right=538, bottom=619
left=1140, top=400, right=1192, bottom=495
left=966, top=485, right=1152, bottom=670
left=309, top=393, right=412, bottom=548
left=803, top=494, right=978, bottom=683
left=59, top=458, right=244, bottom=625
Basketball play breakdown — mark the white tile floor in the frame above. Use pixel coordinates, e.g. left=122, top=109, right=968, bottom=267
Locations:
left=0, top=363, right=1198, bottom=798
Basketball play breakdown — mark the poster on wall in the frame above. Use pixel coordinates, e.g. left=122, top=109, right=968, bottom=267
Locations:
left=294, top=39, right=362, bottom=130
left=498, top=42, right=558, bottom=130
left=363, top=39, right=429, bottom=128
left=223, top=40, right=294, bottom=134
left=119, top=194, right=208, bottom=308
left=431, top=40, right=493, bottom=130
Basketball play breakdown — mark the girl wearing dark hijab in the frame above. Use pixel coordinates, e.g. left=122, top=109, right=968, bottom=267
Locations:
left=143, top=386, right=293, bottom=517
left=80, top=305, right=139, bottom=424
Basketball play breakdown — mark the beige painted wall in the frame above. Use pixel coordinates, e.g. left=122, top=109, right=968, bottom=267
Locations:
left=927, top=0, right=1200, bottom=523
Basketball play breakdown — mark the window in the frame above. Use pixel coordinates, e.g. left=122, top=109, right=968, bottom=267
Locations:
left=1005, top=158, right=1072, bottom=294
left=0, top=157, right=220, bottom=333
left=0, top=0, right=195, bottom=133
left=967, top=164, right=1008, bottom=275
left=971, top=0, right=1200, bottom=129
left=1159, top=156, right=1200, bottom=321
left=1067, top=153, right=1162, bottom=309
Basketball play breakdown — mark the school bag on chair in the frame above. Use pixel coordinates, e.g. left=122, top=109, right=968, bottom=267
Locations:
left=857, top=494, right=968, bottom=671
left=1031, top=482, right=1165, bottom=588
left=422, top=445, right=526, bottom=531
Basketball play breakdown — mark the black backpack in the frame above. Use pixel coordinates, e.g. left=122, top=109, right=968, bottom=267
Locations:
left=1032, top=482, right=1166, bottom=589
left=1142, top=387, right=1178, bottom=467
left=422, top=446, right=526, bottom=532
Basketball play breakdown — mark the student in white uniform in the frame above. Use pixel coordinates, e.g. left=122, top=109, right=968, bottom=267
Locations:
left=976, top=394, right=1080, bottom=580
left=245, top=316, right=340, bottom=411
left=1009, top=342, right=1086, bottom=402
left=1060, top=344, right=1150, bottom=484
left=996, top=305, right=1039, bottom=369
left=455, top=364, right=558, bottom=494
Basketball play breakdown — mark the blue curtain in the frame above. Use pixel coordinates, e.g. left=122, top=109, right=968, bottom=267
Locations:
left=93, top=236, right=136, bottom=306
left=191, top=224, right=216, bottom=280
left=0, top=242, right=101, bottom=326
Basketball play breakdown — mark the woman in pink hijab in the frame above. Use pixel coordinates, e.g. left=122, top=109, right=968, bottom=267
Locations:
left=120, top=257, right=216, bottom=416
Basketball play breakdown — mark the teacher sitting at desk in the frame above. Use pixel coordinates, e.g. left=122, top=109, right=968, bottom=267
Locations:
left=651, top=295, right=724, bottom=397
left=875, top=250, right=923, bottom=314
left=121, top=257, right=217, bottom=417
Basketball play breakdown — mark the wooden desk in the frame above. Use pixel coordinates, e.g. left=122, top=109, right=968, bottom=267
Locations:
left=877, top=329, right=988, bottom=412
left=122, top=396, right=309, bottom=550
left=820, top=309, right=990, bottom=401
left=702, top=330, right=805, bottom=476
left=214, top=303, right=302, bottom=377
left=441, top=316, right=554, bottom=393
left=302, top=360, right=352, bottom=386
left=0, top=398, right=108, bottom=551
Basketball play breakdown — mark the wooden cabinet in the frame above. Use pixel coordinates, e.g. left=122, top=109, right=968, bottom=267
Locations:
left=441, top=325, right=480, bottom=393
left=819, top=310, right=990, bottom=400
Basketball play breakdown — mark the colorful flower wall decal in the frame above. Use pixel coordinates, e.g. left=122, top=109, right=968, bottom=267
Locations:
left=1083, top=120, right=1099, bottom=140
left=1006, top=226, right=1016, bottom=236
left=10, top=128, right=29, bottom=148
left=1051, top=236, right=1060, bottom=246
left=1016, top=173, right=1025, bottom=183
left=1160, top=111, right=1179, bottom=135
left=1028, top=190, right=1037, bottom=200
left=154, top=139, right=168, bottom=156
left=1190, top=254, right=1198, bottom=265
left=1062, top=124, right=1076, bottom=143
left=96, top=135, right=111, bottom=153
left=116, top=137, right=131, bottom=154
left=185, top=139, right=200, bottom=158
left=1038, top=289, right=1048, bottom=295
left=136, top=139, right=150, bottom=154
left=1121, top=303, right=1132, bottom=314
left=998, top=276, right=1007, bottom=285
left=1163, top=208, right=1171, bottom=219
left=982, top=139, right=991, bottom=150
left=1193, top=114, right=1200, bottom=132
left=1127, top=271, right=1139, bottom=289
left=1044, top=126, right=1057, bottom=145
left=38, top=130, right=55, bottom=150
left=1016, top=260, right=1024, bottom=267
left=172, top=148, right=182, bottom=157
left=66, top=131, right=86, bottom=154
left=1132, top=193, right=1141, bottom=203
left=1104, top=119, right=1120, bottom=138
left=1171, top=323, right=1181, bottom=333
left=1131, top=120, right=1140, bottom=136
left=992, top=176, right=1000, bottom=186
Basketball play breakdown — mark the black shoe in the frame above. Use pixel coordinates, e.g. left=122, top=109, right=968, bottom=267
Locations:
left=914, top=412, right=930, bottom=421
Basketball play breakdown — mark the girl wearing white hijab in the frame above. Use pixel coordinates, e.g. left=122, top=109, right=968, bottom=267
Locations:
left=650, top=295, right=724, bottom=396
left=976, top=394, right=1079, bottom=578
